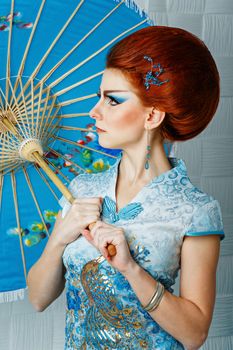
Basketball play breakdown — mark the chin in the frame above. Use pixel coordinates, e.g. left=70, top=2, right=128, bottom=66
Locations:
left=98, top=140, right=120, bottom=150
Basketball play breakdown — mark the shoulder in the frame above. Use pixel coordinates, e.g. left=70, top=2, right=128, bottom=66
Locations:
left=172, top=158, right=224, bottom=239
left=183, top=186, right=224, bottom=240
left=69, top=162, right=116, bottom=192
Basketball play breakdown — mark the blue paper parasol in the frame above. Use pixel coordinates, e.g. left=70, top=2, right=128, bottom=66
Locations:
left=0, top=0, right=173, bottom=302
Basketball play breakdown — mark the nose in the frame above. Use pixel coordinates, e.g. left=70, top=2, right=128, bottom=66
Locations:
left=89, top=101, right=103, bottom=121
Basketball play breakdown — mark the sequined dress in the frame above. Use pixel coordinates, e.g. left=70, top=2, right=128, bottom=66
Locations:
left=59, top=154, right=224, bottom=350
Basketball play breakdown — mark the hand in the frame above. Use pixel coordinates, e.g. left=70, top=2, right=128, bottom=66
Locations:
left=51, top=197, right=102, bottom=247
left=81, top=221, right=136, bottom=274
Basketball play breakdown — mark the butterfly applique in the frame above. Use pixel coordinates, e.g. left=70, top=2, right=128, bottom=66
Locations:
left=102, top=196, right=144, bottom=223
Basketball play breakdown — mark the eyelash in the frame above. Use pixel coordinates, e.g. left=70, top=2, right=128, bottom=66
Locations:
left=96, top=92, right=119, bottom=106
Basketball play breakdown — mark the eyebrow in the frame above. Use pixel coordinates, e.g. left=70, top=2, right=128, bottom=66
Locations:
left=98, top=89, right=130, bottom=95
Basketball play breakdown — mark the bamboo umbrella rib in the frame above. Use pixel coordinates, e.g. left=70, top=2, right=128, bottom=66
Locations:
left=12, top=0, right=85, bottom=109
left=56, top=126, right=95, bottom=132
left=0, top=134, right=7, bottom=171
left=0, top=87, right=28, bottom=139
left=2, top=164, right=16, bottom=175
left=0, top=164, right=22, bottom=176
left=30, top=0, right=85, bottom=79
left=0, top=91, right=5, bottom=109
left=3, top=132, right=20, bottom=150
left=0, top=133, right=19, bottom=169
left=16, top=103, right=53, bottom=117
left=35, top=83, right=44, bottom=137
left=44, top=158, right=71, bottom=183
left=5, top=0, right=14, bottom=111
left=56, top=93, right=96, bottom=107
left=12, top=0, right=126, bottom=109
left=0, top=161, right=21, bottom=171
left=9, top=0, right=46, bottom=107
left=47, top=146, right=86, bottom=173
left=18, top=113, right=57, bottom=125
left=0, top=155, right=20, bottom=162
left=14, top=92, right=52, bottom=114
left=8, top=78, right=30, bottom=138
left=16, top=68, right=102, bottom=113
left=0, top=121, right=15, bottom=136
left=30, top=79, right=35, bottom=137
left=2, top=140, right=20, bottom=153
left=34, top=164, right=59, bottom=201
left=3, top=163, right=22, bottom=176
left=53, top=135, right=117, bottom=159
left=41, top=0, right=124, bottom=85
left=40, top=108, right=61, bottom=142
left=38, top=97, right=60, bottom=141
left=15, top=114, right=87, bottom=128
left=0, top=152, right=21, bottom=162
left=22, top=167, right=50, bottom=237
left=11, top=171, right=27, bottom=281
left=15, top=79, right=51, bottom=112
left=0, top=173, right=3, bottom=211
left=39, top=98, right=60, bottom=141
left=37, top=86, right=51, bottom=139
left=0, top=148, right=19, bottom=156
left=56, top=113, right=90, bottom=118
left=0, top=135, right=19, bottom=152
left=19, top=77, right=33, bottom=138
left=55, top=71, right=104, bottom=97
left=47, top=19, right=147, bottom=91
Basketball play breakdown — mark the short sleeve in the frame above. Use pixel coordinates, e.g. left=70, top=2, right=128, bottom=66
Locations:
left=184, top=199, right=225, bottom=241
left=58, top=174, right=86, bottom=218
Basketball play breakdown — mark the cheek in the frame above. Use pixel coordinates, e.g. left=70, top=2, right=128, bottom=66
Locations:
left=109, top=108, right=143, bottom=131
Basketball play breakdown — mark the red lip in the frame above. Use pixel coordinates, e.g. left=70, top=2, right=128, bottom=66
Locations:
left=96, top=127, right=106, bottom=132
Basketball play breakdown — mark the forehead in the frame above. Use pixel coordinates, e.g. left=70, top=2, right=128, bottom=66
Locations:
left=101, top=68, right=132, bottom=90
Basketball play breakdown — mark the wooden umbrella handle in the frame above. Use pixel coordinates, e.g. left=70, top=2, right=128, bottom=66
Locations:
left=88, top=222, right=117, bottom=257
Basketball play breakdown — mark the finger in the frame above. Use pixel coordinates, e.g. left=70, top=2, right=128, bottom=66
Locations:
left=73, top=197, right=102, bottom=208
left=97, top=232, right=118, bottom=258
left=90, top=220, right=104, bottom=236
left=82, top=229, right=93, bottom=241
left=84, top=216, right=101, bottom=227
left=72, top=204, right=102, bottom=215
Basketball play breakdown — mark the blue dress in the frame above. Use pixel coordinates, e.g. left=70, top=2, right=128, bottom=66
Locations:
left=59, top=153, right=224, bottom=350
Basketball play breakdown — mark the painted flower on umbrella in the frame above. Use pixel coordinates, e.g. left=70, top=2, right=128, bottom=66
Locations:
left=92, top=158, right=110, bottom=173
left=6, top=210, right=58, bottom=247
left=44, top=210, right=57, bottom=222
left=0, top=12, right=33, bottom=31
left=81, top=149, right=92, bottom=166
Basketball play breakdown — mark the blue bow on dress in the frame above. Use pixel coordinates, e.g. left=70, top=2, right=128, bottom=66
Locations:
left=102, top=196, right=144, bottom=223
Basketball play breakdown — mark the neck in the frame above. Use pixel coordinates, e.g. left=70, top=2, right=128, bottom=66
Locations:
left=119, top=139, right=172, bottom=186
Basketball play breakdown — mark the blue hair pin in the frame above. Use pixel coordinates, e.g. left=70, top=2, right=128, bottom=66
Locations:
left=143, top=55, right=169, bottom=90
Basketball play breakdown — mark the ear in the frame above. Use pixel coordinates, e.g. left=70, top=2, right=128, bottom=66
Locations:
left=144, top=107, right=166, bottom=130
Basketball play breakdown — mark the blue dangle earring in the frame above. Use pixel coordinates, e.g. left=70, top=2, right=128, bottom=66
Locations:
left=145, top=128, right=151, bottom=170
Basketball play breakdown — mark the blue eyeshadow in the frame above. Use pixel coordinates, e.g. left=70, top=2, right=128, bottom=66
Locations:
left=107, top=94, right=129, bottom=103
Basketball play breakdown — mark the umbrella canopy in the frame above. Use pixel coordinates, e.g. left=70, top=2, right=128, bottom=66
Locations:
left=0, top=0, right=173, bottom=302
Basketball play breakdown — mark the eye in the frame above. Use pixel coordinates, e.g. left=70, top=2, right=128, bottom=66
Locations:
left=96, top=92, right=119, bottom=106
left=105, top=95, right=119, bottom=106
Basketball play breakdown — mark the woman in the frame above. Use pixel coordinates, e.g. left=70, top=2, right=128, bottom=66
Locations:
left=27, top=26, right=224, bottom=350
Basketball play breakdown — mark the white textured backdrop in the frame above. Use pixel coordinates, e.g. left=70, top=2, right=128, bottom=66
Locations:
left=0, top=1, right=232, bottom=349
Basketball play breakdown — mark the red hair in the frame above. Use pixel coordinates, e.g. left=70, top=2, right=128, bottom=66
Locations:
left=106, top=26, right=220, bottom=141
